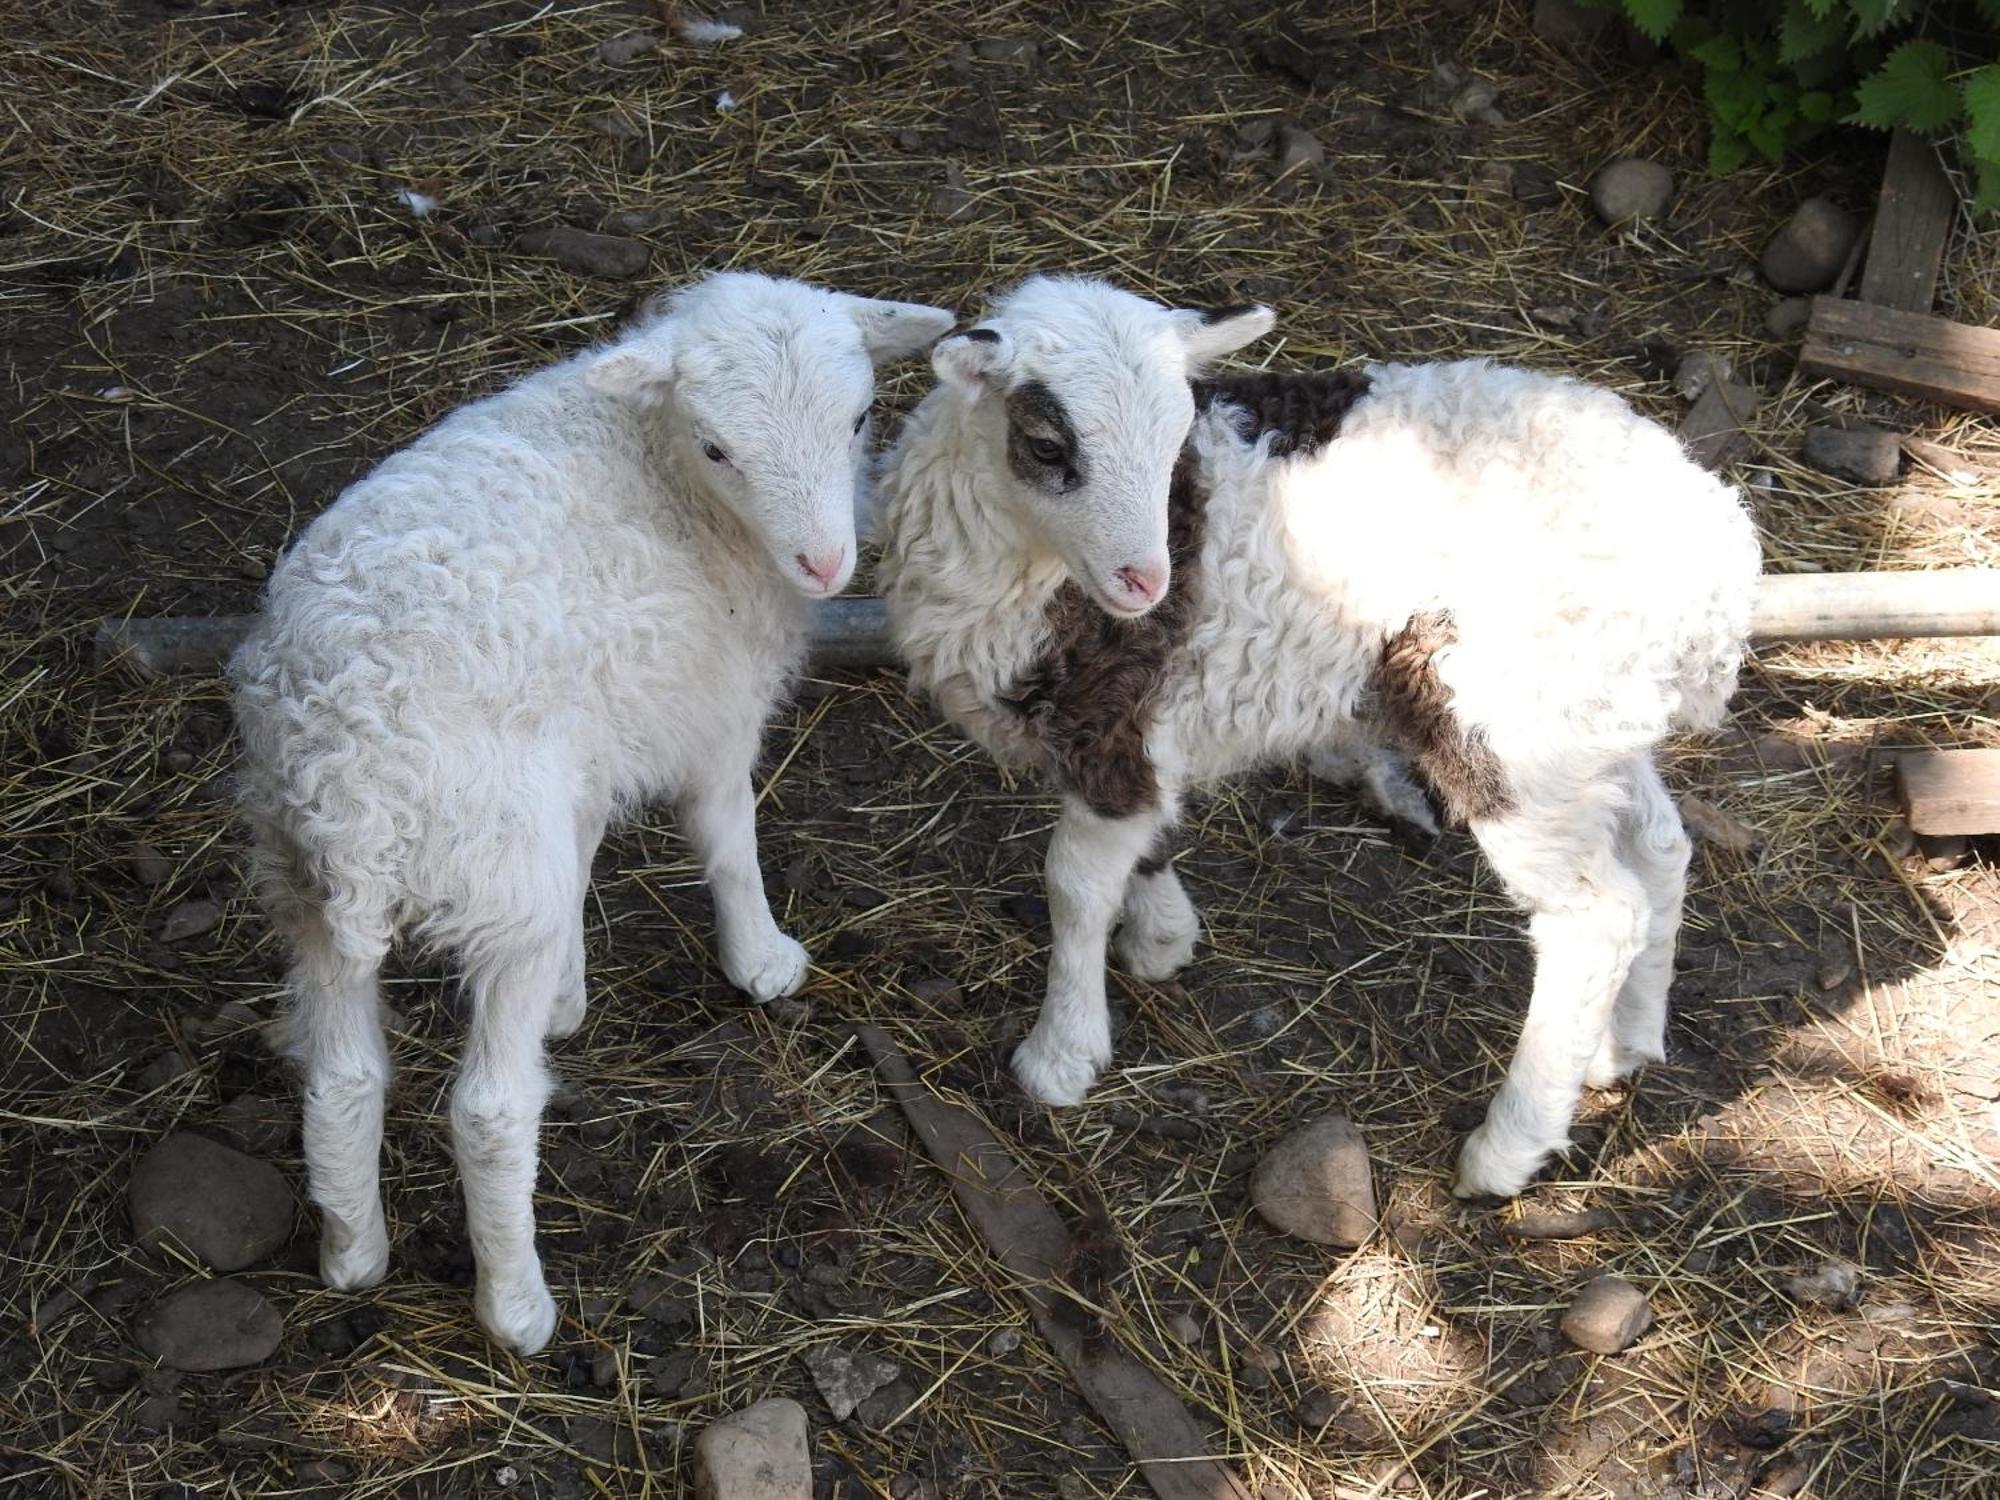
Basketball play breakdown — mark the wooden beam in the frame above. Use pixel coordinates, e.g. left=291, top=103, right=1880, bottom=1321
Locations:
left=1751, top=570, right=2000, bottom=642
left=1798, top=297, right=2000, bottom=414
left=1859, top=131, right=1956, bottom=314
left=1897, top=748, right=2000, bottom=836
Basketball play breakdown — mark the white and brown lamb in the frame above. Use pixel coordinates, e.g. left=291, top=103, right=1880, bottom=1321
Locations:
left=875, top=275, right=1759, bottom=1200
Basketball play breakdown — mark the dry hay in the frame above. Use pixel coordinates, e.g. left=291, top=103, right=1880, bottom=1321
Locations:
left=2, top=1, right=1997, bottom=1497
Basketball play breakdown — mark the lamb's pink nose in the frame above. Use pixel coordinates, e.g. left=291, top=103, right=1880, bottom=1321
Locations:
left=796, top=550, right=846, bottom=589
left=1114, top=562, right=1167, bottom=606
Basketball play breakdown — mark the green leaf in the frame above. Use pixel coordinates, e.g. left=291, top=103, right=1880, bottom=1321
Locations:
left=1622, top=0, right=1684, bottom=43
left=1975, top=0, right=2000, bottom=28
left=1847, top=40, right=1961, bottom=132
left=1847, top=0, right=1911, bottom=39
left=1778, top=0, right=1847, bottom=63
left=1802, top=0, right=1837, bottom=15
left=1798, top=90, right=1836, bottom=122
left=1707, top=66, right=1772, bottom=129
left=1973, top=157, right=2000, bottom=217
left=1690, top=34, right=1743, bottom=71
left=1963, top=65, right=2000, bottom=164
left=1709, top=127, right=1753, bottom=175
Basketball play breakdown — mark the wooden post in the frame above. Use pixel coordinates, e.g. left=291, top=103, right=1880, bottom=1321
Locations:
left=1798, top=297, right=2000, bottom=414
left=1750, top=570, right=2000, bottom=642
left=1859, top=130, right=1957, bottom=313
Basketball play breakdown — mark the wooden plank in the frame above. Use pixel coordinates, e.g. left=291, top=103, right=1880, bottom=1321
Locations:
left=1897, top=748, right=2000, bottom=836
left=1751, top=571, right=2000, bottom=641
left=1798, top=297, right=2000, bottom=414
left=1679, top=378, right=1760, bottom=471
left=855, top=1024, right=1255, bottom=1500
left=1859, top=131, right=1957, bottom=313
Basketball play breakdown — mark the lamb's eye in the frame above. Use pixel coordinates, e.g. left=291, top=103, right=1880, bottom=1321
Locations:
left=702, top=441, right=729, bottom=464
left=1027, top=436, right=1065, bottom=466
left=852, top=410, right=868, bottom=434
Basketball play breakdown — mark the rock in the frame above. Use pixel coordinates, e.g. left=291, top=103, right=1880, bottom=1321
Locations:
left=597, top=30, right=661, bottom=65
left=135, top=1279, right=283, bottom=1371
left=931, top=162, right=975, bottom=222
left=128, top=844, right=173, bottom=887
left=1471, top=160, right=1515, bottom=196
left=855, top=1376, right=916, bottom=1430
left=1785, top=1258, right=1861, bottom=1310
left=1679, top=797, right=1761, bottom=853
left=513, top=227, right=650, bottom=279
left=601, top=207, right=672, bottom=236
left=159, top=899, right=223, bottom=943
left=1250, top=1114, right=1376, bottom=1247
left=1450, top=77, right=1501, bottom=124
left=1418, top=61, right=1463, bottom=110
left=1498, top=1206, right=1617, bottom=1240
left=130, top=1132, right=294, bottom=1272
left=1589, top=158, right=1673, bottom=226
left=1534, top=0, right=1613, bottom=46
left=1766, top=297, right=1812, bottom=338
left=1274, top=124, right=1324, bottom=179
left=1901, top=437, right=1981, bottom=485
left=1165, top=1311, right=1202, bottom=1345
left=134, top=1051, right=192, bottom=1091
left=1672, top=351, right=1734, bottom=402
left=694, top=1396, right=811, bottom=1500
left=1511, top=162, right=1562, bottom=208
left=1803, top=424, right=1901, bottom=485
left=1760, top=198, right=1859, bottom=293
left=1560, top=1274, right=1652, bottom=1354
left=987, top=1327, right=1022, bottom=1357
left=801, top=1344, right=900, bottom=1421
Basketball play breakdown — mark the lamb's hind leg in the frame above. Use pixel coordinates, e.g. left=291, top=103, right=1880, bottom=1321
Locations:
left=1586, top=757, right=1689, bottom=1088
left=1454, top=783, right=1650, bottom=1199
left=1309, top=728, right=1440, bottom=837
left=546, top=807, right=606, bottom=1042
left=1114, top=848, right=1199, bottom=981
left=1016, top=795, right=1172, bottom=1106
left=268, top=915, right=393, bottom=1292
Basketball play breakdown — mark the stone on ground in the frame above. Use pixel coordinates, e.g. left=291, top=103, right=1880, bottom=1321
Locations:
left=1760, top=197, right=1859, bottom=293
left=136, top=1278, right=284, bottom=1371
left=1561, top=1273, right=1653, bottom=1354
left=130, top=1131, right=294, bottom=1271
left=1250, top=1114, right=1376, bottom=1247
left=1588, top=159, right=1672, bottom=225
left=695, top=1396, right=811, bottom=1500
left=1766, top=297, right=1812, bottom=338
left=513, top=226, right=650, bottom=279
left=801, top=1344, right=901, bottom=1421
left=1803, top=424, right=1902, bottom=485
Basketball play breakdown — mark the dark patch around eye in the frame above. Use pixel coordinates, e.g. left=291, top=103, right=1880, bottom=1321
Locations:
left=1004, top=379, right=1084, bottom=493
left=1200, top=302, right=1263, bottom=325
left=958, top=327, right=1002, bottom=343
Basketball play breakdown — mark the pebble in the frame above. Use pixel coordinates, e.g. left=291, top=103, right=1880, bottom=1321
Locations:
left=1589, top=158, right=1673, bottom=225
left=987, top=1327, right=1022, bottom=1357
left=1901, top=437, right=1980, bottom=485
left=134, top=1051, right=192, bottom=1091
left=931, top=162, right=976, bottom=222
left=601, top=207, right=673, bottom=236
left=1250, top=1114, right=1376, bottom=1247
left=513, top=226, right=650, bottom=279
left=1450, top=77, right=1502, bottom=124
left=1785, top=1258, right=1861, bottom=1310
left=1533, top=0, right=1613, bottom=46
left=128, top=844, right=174, bottom=887
left=1498, top=1206, right=1617, bottom=1241
left=1760, top=197, right=1859, bottom=293
left=136, top=1278, right=283, bottom=1371
left=1672, top=351, right=1734, bottom=402
left=694, top=1396, right=812, bottom=1500
left=1560, top=1273, right=1653, bottom=1354
left=1803, top=424, right=1902, bottom=485
left=801, top=1344, right=901, bottom=1421
left=130, top=1132, right=295, bottom=1272
left=1165, top=1311, right=1203, bottom=1345
left=1511, top=161, right=1562, bottom=208
left=1274, top=124, right=1325, bottom=179
left=159, top=899, right=224, bottom=943
left=1766, top=297, right=1812, bottom=338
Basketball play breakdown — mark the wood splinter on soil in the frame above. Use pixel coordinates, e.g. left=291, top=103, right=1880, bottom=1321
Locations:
left=854, top=1024, right=1254, bottom=1500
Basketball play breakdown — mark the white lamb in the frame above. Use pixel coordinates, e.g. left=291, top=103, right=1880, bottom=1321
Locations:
left=231, top=271, right=953, bottom=1353
left=875, top=275, right=1759, bottom=1200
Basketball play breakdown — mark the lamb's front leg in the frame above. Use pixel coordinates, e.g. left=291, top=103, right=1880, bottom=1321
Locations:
left=1113, top=852, right=1200, bottom=981
left=678, top=771, right=810, bottom=1001
left=1015, top=797, right=1169, bottom=1106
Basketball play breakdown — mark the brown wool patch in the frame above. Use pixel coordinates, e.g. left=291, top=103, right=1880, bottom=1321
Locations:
left=1366, top=611, right=1512, bottom=825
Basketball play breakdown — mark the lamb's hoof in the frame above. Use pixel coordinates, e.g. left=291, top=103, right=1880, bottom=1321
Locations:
left=477, top=1275, right=559, bottom=1357
left=1584, top=1039, right=1661, bottom=1090
left=1114, top=919, right=1197, bottom=982
left=1365, top=775, right=1441, bottom=841
left=724, top=931, right=811, bottom=1002
left=1013, top=1033, right=1107, bottom=1107
left=320, top=1222, right=390, bottom=1293
left=1451, top=1124, right=1550, bottom=1201
left=545, top=986, right=587, bottom=1040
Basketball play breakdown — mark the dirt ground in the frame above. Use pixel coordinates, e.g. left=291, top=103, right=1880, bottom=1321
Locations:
left=3, top=1, right=1998, bottom=1497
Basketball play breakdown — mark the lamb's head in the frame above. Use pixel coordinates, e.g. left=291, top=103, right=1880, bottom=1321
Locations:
left=928, top=276, right=1274, bottom=618
left=587, top=271, right=954, bottom=597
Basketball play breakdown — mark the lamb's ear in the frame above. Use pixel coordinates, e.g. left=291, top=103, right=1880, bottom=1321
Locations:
left=931, top=325, right=1011, bottom=398
left=1171, top=303, right=1277, bottom=365
left=584, top=340, right=676, bottom=408
left=840, top=296, right=958, bottom=363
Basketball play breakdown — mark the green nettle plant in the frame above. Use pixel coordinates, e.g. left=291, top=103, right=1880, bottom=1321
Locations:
left=1600, top=1, right=2000, bottom=210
